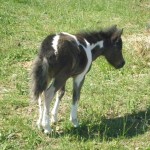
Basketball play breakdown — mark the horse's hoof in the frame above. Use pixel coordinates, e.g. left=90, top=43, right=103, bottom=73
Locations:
left=44, top=127, right=52, bottom=134
left=71, top=118, right=79, bottom=128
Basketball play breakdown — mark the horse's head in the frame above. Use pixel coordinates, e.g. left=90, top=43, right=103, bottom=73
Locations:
left=103, top=26, right=125, bottom=69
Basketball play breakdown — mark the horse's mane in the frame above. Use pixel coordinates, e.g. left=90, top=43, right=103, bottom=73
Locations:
left=76, top=25, right=118, bottom=43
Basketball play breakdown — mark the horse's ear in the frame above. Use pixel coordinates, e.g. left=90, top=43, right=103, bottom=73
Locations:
left=109, top=25, right=117, bottom=32
left=111, top=28, right=123, bottom=43
left=112, top=24, right=117, bottom=29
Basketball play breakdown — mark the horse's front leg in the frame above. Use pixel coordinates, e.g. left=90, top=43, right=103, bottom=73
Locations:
left=70, top=75, right=85, bottom=127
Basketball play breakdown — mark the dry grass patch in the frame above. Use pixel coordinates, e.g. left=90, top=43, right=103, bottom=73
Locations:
left=124, top=31, right=150, bottom=66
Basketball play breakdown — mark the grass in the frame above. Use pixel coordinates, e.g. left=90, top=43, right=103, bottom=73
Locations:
left=0, top=0, right=150, bottom=149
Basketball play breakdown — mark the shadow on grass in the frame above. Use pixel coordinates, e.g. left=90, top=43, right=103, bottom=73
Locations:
left=58, top=108, right=150, bottom=141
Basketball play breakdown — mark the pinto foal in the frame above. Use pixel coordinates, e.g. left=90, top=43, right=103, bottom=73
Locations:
left=31, top=25, right=125, bottom=134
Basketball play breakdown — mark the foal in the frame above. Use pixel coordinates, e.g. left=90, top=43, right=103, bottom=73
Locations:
left=31, top=25, right=125, bottom=134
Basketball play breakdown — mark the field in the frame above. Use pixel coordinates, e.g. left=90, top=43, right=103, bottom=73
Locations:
left=0, top=0, right=150, bottom=149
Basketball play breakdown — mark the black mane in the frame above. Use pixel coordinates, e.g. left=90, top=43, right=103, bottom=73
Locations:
left=76, top=25, right=118, bottom=44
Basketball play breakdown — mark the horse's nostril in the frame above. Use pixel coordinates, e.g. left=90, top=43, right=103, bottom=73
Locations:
left=121, top=61, right=125, bottom=66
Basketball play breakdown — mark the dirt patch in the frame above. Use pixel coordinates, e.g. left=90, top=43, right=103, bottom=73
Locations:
left=0, top=86, right=10, bottom=100
left=123, top=31, right=150, bottom=66
left=21, top=61, right=33, bottom=70
left=140, top=2, right=150, bottom=9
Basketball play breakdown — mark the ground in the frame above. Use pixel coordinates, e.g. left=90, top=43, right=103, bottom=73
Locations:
left=0, top=0, right=150, bottom=149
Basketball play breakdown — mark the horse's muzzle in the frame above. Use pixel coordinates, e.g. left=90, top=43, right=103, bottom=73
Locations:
left=116, top=61, right=125, bottom=69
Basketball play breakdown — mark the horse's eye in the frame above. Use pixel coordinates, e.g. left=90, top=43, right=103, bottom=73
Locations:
left=114, top=43, right=117, bottom=47
left=114, top=40, right=120, bottom=47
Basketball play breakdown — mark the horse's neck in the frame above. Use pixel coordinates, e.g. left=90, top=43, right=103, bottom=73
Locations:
left=76, top=32, right=105, bottom=61
left=86, top=40, right=104, bottom=61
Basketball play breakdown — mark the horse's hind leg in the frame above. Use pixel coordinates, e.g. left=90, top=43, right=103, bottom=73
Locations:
left=37, top=95, right=43, bottom=129
left=42, top=75, right=68, bottom=134
left=51, top=85, right=66, bottom=124
left=42, top=82, right=56, bottom=134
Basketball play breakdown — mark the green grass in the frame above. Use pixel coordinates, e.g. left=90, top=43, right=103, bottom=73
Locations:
left=0, top=0, right=150, bottom=149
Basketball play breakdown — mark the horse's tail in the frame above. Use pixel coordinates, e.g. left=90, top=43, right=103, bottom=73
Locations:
left=30, top=57, right=49, bottom=101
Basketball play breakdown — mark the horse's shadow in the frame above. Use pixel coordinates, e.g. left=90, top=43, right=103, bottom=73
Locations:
left=58, top=108, right=150, bottom=141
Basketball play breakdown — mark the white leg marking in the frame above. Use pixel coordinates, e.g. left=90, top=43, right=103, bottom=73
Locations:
left=74, top=74, right=84, bottom=87
left=42, top=85, right=55, bottom=134
left=37, top=95, right=43, bottom=129
left=52, top=34, right=60, bottom=55
left=70, top=101, right=79, bottom=127
left=51, top=92, right=60, bottom=123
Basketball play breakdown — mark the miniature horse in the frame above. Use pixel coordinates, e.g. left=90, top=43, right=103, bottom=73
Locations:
left=31, top=25, right=125, bottom=134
